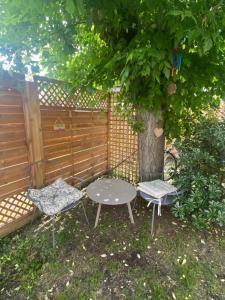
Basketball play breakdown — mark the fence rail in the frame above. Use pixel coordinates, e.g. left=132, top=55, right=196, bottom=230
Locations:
left=0, top=72, right=138, bottom=237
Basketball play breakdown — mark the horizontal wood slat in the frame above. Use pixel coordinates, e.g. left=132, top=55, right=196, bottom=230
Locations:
left=0, top=123, right=25, bottom=132
left=0, top=131, right=26, bottom=141
left=0, top=178, right=30, bottom=200
left=0, top=140, right=27, bottom=151
left=0, top=163, right=29, bottom=185
left=0, top=106, right=24, bottom=114
left=0, top=92, right=22, bottom=106
left=0, top=114, right=25, bottom=124
left=45, top=147, right=107, bottom=172
left=0, top=153, right=28, bottom=169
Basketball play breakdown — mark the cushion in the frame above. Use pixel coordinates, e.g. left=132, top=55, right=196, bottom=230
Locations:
left=28, top=178, right=83, bottom=215
left=138, top=180, right=177, bottom=198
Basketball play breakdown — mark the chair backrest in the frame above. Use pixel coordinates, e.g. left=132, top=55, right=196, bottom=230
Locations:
left=163, top=150, right=177, bottom=181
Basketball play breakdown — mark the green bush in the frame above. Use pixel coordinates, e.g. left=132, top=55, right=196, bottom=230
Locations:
left=172, top=117, right=225, bottom=228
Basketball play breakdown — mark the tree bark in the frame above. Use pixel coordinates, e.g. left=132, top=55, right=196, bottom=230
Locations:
left=137, top=110, right=165, bottom=181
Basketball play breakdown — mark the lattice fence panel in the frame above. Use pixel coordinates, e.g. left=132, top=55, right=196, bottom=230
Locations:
left=108, top=94, right=138, bottom=183
left=34, top=75, right=108, bottom=110
left=0, top=192, right=33, bottom=228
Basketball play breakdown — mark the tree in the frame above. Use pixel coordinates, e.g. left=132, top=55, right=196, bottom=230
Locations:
left=0, top=0, right=225, bottom=180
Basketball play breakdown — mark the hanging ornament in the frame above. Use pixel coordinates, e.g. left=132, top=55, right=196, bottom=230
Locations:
left=167, top=83, right=177, bottom=95
left=154, top=127, right=164, bottom=138
left=167, top=46, right=182, bottom=95
left=170, top=47, right=182, bottom=77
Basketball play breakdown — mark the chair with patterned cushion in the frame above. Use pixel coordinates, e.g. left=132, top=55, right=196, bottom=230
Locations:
left=27, top=160, right=89, bottom=247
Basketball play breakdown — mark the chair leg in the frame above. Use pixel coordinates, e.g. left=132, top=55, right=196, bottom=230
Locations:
left=51, top=215, right=56, bottom=248
left=132, top=196, right=137, bottom=209
left=31, top=207, right=38, bottom=225
left=81, top=201, right=89, bottom=225
left=151, top=204, right=156, bottom=236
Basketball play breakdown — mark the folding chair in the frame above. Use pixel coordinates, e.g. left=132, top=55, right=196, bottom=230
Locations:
left=27, top=160, right=89, bottom=247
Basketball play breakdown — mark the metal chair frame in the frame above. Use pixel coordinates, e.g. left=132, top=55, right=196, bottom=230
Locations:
left=27, top=160, right=89, bottom=247
left=139, top=189, right=186, bottom=235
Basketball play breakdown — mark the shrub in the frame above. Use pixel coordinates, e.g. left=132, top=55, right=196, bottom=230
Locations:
left=172, top=117, right=225, bottom=228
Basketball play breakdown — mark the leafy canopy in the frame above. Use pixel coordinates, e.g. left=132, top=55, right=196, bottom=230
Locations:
left=0, top=0, right=225, bottom=136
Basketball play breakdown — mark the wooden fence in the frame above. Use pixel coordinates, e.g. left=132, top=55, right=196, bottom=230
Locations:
left=0, top=73, right=138, bottom=237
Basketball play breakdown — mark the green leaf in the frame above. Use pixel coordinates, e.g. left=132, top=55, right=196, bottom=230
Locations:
left=182, top=10, right=197, bottom=23
left=163, top=66, right=170, bottom=79
left=120, top=67, right=129, bottom=85
left=203, top=38, right=213, bottom=53
left=167, top=10, right=183, bottom=16
left=76, top=0, right=85, bottom=15
left=66, top=0, right=75, bottom=14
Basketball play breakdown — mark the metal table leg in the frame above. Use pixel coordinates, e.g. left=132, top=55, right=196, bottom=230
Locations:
left=94, top=204, right=102, bottom=228
left=81, top=201, right=89, bottom=225
left=151, top=203, right=156, bottom=236
left=127, top=202, right=134, bottom=224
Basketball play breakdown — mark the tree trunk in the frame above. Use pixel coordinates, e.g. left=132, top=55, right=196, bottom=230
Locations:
left=137, top=110, right=165, bottom=181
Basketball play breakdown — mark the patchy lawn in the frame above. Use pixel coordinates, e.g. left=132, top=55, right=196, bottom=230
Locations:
left=0, top=197, right=225, bottom=300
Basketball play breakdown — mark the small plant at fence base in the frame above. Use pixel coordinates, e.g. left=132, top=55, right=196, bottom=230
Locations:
left=172, top=117, right=225, bottom=229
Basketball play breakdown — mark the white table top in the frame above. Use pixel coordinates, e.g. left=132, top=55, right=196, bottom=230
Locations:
left=86, top=178, right=137, bottom=205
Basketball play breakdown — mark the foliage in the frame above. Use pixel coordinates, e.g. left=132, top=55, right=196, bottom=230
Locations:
left=0, top=0, right=225, bottom=137
left=172, top=117, right=225, bottom=228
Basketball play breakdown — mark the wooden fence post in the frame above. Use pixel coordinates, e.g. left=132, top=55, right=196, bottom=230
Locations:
left=107, top=94, right=111, bottom=172
left=23, top=81, right=44, bottom=188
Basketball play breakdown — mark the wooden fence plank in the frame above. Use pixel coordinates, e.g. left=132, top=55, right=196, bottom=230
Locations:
left=0, top=131, right=26, bottom=141
left=0, top=140, right=27, bottom=151
left=23, top=82, right=44, bottom=188
left=0, top=114, right=25, bottom=124
left=0, top=123, right=25, bottom=132
left=0, top=153, right=28, bottom=168
left=0, top=178, right=30, bottom=200
left=0, top=106, right=24, bottom=114
left=0, top=163, right=29, bottom=185
left=0, top=92, right=22, bottom=106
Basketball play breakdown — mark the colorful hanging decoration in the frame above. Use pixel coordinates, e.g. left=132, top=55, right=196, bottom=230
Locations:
left=170, top=47, right=182, bottom=76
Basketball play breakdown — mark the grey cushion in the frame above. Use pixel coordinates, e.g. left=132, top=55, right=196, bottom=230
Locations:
left=28, top=178, right=83, bottom=215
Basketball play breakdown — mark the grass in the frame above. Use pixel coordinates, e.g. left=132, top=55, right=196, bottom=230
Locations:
left=0, top=198, right=225, bottom=300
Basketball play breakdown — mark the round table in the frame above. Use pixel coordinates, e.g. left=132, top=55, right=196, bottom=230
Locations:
left=86, top=178, right=137, bottom=227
